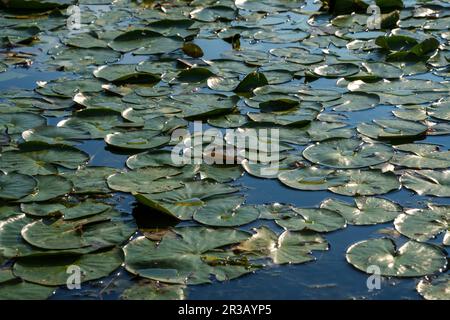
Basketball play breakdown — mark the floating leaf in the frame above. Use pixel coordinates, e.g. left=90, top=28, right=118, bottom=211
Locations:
left=107, top=167, right=183, bottom=194
left=357, top=119, right=428, bottom=140
left=105, top=130, right=170, bottom=150
left=0, top=113, right=45, bottom=135
left=121, top=280, right=186, bottom=300
left=235, top=227, right=328, bottom=264
left=276, top=208, right=346, bottom=232
left=391, top=144, right=450, bottom=169
left=400, top=170, right=450, bottom=197
left=346, top=238, right=447, bottom=277
left=193, top=196, right=260, bottom=227
left=303, top=139, right=393, bottom=169
left=14, top=248, right=123, bottom=286
left=234, top=72, right=269, bottom=93
left=278, top=166, right=349, bottom=191
left=123, top=227, right=252, bottom=284
left=0, top=282, right=54, bottom=300
left=321, top=197, right=402, bottom=225
left=134, top=182, right=239, bottom=220
left=329, top=170, right=400, bottom=196
left=394, top=204, right=449, bottom=245
left=0, top=173, right=36, bottom=201
left=19, top=175, right=72, bottom=202
left=417, top=274, right=450, bottom=300
left=0, top=144, right=89, bottom=175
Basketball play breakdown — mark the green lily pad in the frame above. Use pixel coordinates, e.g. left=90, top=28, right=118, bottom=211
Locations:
left=121, top=280, right=186, bottom=300
left=64, top=33, right=108, bottom=49
left=0, top=214, right=96, bottom=258
left=391, top=144, right=450, bottom=169
left=278, top=166, right=349, bottom=191
left=207, top=114, right=248, bottom=128
left=235, top=226, right=328, bottom=265
left=330, top=92, right=380, bottom=112
left=234, top=71, right=269, bottom=93
left=182, top=42, right=203, bottom=58
left=126, top=150, right=182, bottom=169
left=175, top=67, right=215, bottom=83
left=417, top=274, right=450, bottom=300
left=276, top=208, right=346, bottom=232
left=61, top=200, right=111, bottom=220
left=93, top=64, right=160, bottom=84
left=0, top=173, right=36, bottom=201
left=302, top=139, right=393, bottom=169
left=329, top=170, right=400, bottom=196
left=21, top=213, right=135, bottom=250
left=0, top=144, right=89, bottom=175
left=428, top=100, right=450, bottom=121
left=105, top=130, right=170, bottom=150
left=20, top=203, right=66, bottom=217
left=346, top=238, right=447, bottom=277
left=400, top=170, right=450, bottom=197
left=248, top=103, right=321, bottom=126
left=394, top=204, right=449, bottom=245
left=123, top=227, right=253, bottom=284
left=313, top=63, right=360, bottom=78
left=22, top=126, right=90, bottom=145
left=193, top=196, right=260, bottom=227
left=0, top=112, right=46, bottom=135
left=107, top=167, right=183, bottom=194
left=357, top=119, right=428, bottom=140
left=206, top=76, right=240, bottom=92
left=135, top=182, right=239, bottom=220
left=321, top=197, right=402, bottom=225
left=13, top=248, right=123, bottom=286
left=19, top=175, right=73, bottom=202
left=0, top=281, right=55, bottom=300
left=61, top=166, right=118, bottom=194
left=108, top=29, right=163, bottom=53
left=0, top=0, right=74, bottom=10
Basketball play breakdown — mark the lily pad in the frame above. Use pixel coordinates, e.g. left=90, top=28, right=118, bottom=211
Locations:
left=21, top=213, right=135, bottom=250
left=121, top=280, right=186, bottom=300
left=329, top=170, right=400, bottom=196
left=19, top=175, right=73, bottom=202
left=394, top=204, right=449, bottom=245
left=0, top=281, right=55, bottom=300
left=278, top=166, right=349, bottom=191
left=193, top=196, right=260, bottom=227
left=93, top=64, right=160, bottom=84
left=105, top=130, right=170, bottom=150
left=391, top=144, right=450, bottom=169
left=0, top=173, right=36, bottom=201
left=107, top=167, right=183, bottom=194
left=346, top=238, right=447, bottom=277
left=357, top=119, right=428, bottom=140
left=234, top=72, right=269, bottom=93
left=276, top=208, right=346, bottom=232
left=0, top=144, right=89, bottom=175
left=123, top=227, right=253, bottom=284
left=302, top=139, right=393, bottom=169
left=417, top=274, right=450, bottom=300
left=13, top=248, right=123, bottom=286
left=0, top=112, right=46, bottom=135
left=321, top=197, right=402, bottom=225
left=134, top=182, right=239, bottom=220
left=235, top=227, right=328, bottom=264
left=400, top=170, right=450, bottom=197
left=61, top=166, right=118, bottom=194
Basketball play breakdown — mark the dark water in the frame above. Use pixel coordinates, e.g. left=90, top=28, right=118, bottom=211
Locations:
left=1, top=4, right=449, bottom=300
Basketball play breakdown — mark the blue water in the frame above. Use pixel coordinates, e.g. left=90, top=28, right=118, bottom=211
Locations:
left=0, top=4, right=449, bottom=300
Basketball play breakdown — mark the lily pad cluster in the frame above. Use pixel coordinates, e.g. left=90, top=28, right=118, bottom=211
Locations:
left=0, top=0, right=449, bottom=300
